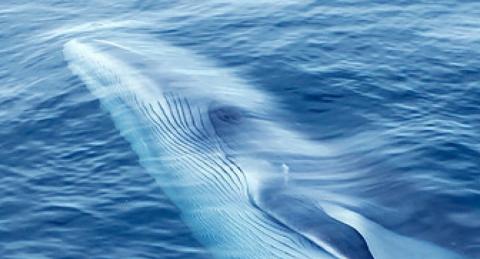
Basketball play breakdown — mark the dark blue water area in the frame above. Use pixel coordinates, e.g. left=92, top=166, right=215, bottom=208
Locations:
left=0, top=0, right=479, bottom=258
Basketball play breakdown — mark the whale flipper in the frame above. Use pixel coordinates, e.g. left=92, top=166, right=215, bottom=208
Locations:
left=254, top=188, right=374, bottom=259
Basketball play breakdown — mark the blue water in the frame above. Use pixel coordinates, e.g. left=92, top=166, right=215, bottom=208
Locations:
left=1, top=1, right=479, bottom=258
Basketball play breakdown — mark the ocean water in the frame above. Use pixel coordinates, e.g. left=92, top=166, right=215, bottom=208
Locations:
left=0, top=1, right=479, bottom=258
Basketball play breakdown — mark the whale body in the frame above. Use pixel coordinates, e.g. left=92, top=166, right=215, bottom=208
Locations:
left=63, top=36, right=465, bottom=259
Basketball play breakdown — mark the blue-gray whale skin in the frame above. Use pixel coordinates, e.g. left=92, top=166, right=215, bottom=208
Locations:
left=63, top=37, right=465, bottom=259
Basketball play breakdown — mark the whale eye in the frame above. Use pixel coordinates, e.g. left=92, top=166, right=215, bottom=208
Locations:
left=208, top=105, right=248, bottom=146
left=209, top=105, right=244, bottom=125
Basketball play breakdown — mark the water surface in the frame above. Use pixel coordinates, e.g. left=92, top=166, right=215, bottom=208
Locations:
left=0, top=1, right=479, bottom=258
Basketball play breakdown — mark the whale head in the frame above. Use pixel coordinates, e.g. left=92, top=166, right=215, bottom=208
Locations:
left=64, top=37, right=339, bottom=258
left=64, top=38, right=281, bottom=154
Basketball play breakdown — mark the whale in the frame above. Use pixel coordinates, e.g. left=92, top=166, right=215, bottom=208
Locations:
left=63, top=36, right=465, bottom=259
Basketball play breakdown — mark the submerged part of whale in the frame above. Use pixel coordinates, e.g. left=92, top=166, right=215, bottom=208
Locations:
left=63, top=36, right=464, bottom=259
